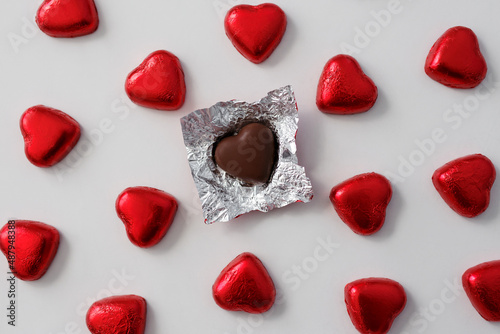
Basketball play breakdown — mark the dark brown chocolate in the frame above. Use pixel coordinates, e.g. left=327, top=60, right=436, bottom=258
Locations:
left=214, top=123, right=276, bottom=185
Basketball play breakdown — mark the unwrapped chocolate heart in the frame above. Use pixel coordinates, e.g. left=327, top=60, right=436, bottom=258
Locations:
left=180, top=86, right=313, bottom=224
left=214, top=123, right=276, bottom=185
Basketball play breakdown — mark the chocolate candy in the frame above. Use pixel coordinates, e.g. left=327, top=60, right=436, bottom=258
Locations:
left=86, top=295, right=147, bottom=334
left=330, top=173, right=392, bottom=235
left=316, top=54, right=378, bottom=114
left=0, top=220, right=60, bottom=281
left=463, top=260, right=500, bottom=321
left=214, top=123, right=276, bottom=185
left=116, top=186, right=178, bottom=248
left=20, top=105, right=81, bottom=167
left=36, top=0, right=99, bottom=38
left=224, top=4, right=287, bottom=64
left=425, top=26, right=487, bottom=88
left=345, top=278, right=407, bottom=334
left=125, top=50, right=186, bottom=111
left=181, top=86, right=313, bottom=224
left=432, top=154, right=495, bottom=218
left=213, top=252, right=276, bottom=314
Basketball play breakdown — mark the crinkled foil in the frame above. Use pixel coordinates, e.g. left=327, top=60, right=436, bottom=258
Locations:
left=180, top=86, right=313, bottom=224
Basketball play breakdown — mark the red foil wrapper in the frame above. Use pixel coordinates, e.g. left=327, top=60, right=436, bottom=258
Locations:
left=316, top=54, right=378, bottom=114
left=86, top=295, right=147, bottom=334
left=432, top=154, right=496, bottom=218
left=0, top=220, right=60, bottom=281
left=213, top=252, right=276, bottom=314
left=225, top=4, right=287, bottom=64
left=36, top=0, right=99, bottom=38
left=125, top=50, right=186, bottom=111
left=20, top=105, right=81, bottom=167
left=345, top=278, right=407, bottom=334
left=330, top=173, right=392, bottom=235
left=425, top=26, right=487, bottom=88
left=463, top=260, right=500, bottom=321
left=116, top=186, right=178, bottom=248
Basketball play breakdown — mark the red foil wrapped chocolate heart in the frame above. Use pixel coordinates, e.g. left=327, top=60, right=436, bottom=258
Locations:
left=224, top=3, right=287, bottom=64
left=316, top=54, right=378, bottom=114
left=20, top=105, right=81, bottom=167
left=0, top=220, right=60, bottom=281
left=213, top=252, right=276, bottom=314
left=214, top=123, right=276, bottom=185
left=125, top=50, right=186, bottom=110
left=329, top=173, right=392, bottom=235
left=463, top=260, right=500, bottom=321
left=86, top=295, right=147, bottom=334
left=116, top=186, right=178, bottom=248
left=432, top=154, right=495, bottom=218
left=345, top=278, right=407, bottom=334
left=425, top=26, right=487, bottom=88
left=36, top=0, right=99, bottom=38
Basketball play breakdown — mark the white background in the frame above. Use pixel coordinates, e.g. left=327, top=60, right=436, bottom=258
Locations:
left=1, top=0, right=500, bottom=333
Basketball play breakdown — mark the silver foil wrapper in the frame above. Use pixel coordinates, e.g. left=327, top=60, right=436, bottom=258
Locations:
left=180, top=86, right=313, bottom=224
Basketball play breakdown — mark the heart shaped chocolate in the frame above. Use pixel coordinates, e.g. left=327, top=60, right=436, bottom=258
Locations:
left=463, top=260, right=500, bottom=321
left=20, top=105, right=81, bottom=167
left=345, top=278, right=407, bottom=334
left=224, top=4, right=287, bottom=64
left=36, top=0, right=99, bottom=38
left=125, top=50, right=186, bottom=110
left=330, top=173, right=392, bottom=235
left=214, top=123, right=275, bottom=185
left=0, top=220, right=60, bottom=281
left=432, top=154, right=495, bottom=218
left=212, top=252, right=276, bottom=314
left=425, top=26, right=487, bottom=88
left=86, top=295, right=147, bottom=334
left=316, top=54, right=378, bottom=114
left=116, top=186, right=178, bottom=248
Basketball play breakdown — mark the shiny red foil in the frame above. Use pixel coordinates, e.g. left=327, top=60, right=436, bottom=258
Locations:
left=36, top=0, right=99, bottom=38
left=116, top=186, right=178, bottom=248
left=0, top=220, right=60, bottom=281
left=213, top=252, right=276, bottom=314
left=125, top=50, right=186, bottom=111
left=316, top=54, right=378, bottom=114
left=425, top=26, right=487, bottom=88
left=345, top=278, right=407, bottom=334
left=20, top=105, right=81, bottom=167
left=224, top=4, right=287, bottom=64
left=463, top=260, right=500, bottom=321
left=432, top=154, right=495, bottom=218
left=330, top=173, right=392, bottom=235
left=86, top=295, right=147, bottom=334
